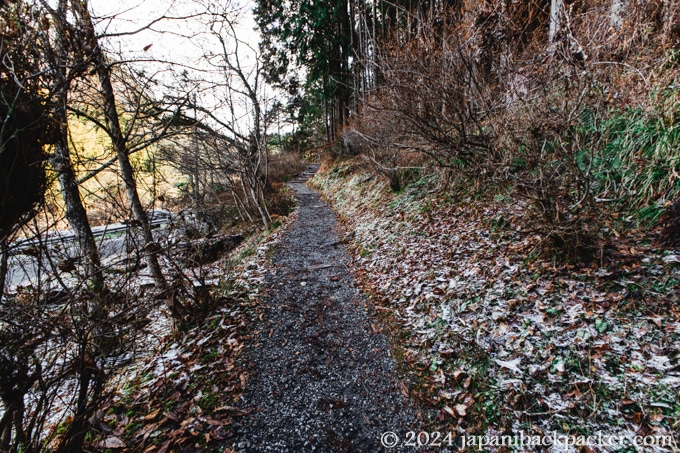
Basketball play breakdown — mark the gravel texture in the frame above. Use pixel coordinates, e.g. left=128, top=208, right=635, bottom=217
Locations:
left=228, top=165, right=418, bottom=452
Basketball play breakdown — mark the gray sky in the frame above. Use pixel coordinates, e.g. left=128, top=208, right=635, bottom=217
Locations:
left=88, top=0, right=274, bottom=136
left=90, top=0, right=259, bottom=64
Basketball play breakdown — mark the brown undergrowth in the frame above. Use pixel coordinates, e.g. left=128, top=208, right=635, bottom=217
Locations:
left=343, top=0, right=680, bottom=263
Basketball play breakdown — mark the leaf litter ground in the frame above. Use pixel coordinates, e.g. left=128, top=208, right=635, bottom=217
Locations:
left=311, top=159, right=680, bottom=452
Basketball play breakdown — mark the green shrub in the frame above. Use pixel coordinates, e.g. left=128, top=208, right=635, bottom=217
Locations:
left=577, top=92, right=680, bottom=225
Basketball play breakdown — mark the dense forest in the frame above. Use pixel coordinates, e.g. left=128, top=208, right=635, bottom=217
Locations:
left=1, top=0, right=679, bottom=451
left=261, top=0, right=680, bottom=253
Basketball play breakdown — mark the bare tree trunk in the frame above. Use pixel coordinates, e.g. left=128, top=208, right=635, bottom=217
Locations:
left=51, top=89, right=105, bottom=294
left=41, top=0, right=105, bottom=295
left=249, top=178, right=270, bottom=228
left=231, top=189, right=253, bottom=223
left=239, top=173, right=255, bottom=213
left=257, top=184, right=271, bottom=224
left=54, top=345, right=104, bottom=453
left=74, top=0, right=168, bottom=295
left=97, top=62, right=169, bottom=294
left=191, top=127, right=202, bottom=206
left=0, top=408, right=11, bottom=451
left=0, top=240, right=8, bottom=299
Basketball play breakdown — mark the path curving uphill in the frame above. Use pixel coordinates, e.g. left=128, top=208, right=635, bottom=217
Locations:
left=229, top=164, right=418, bottom=452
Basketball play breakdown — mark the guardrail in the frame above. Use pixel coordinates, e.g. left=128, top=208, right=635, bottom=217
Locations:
left=10, top=211, right=171, bottom=252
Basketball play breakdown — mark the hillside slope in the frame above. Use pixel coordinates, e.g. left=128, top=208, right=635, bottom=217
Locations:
left=311, top=158, right=680, bottom=449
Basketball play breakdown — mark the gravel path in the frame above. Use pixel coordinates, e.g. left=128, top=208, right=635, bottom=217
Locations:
left=229, top=164, right=418, bottom=452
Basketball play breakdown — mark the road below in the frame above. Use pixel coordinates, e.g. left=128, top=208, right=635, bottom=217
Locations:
left=4, top=213, right=171, bottom=290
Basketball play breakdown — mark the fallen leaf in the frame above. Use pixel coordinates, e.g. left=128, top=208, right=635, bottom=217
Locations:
left=494, top=357, right=523, bottom=374
left=165, top=412, right=181, bottom=422
left=98, top=436, right=125, bottom=449
left=649, top=413, right=665, bottom=422
left=205, top=417, right=230, bottom=426
left=156, top=439, right=172, bottom=453
left=143, top=409, right=160, bottom=421
left=398, top=381, right=409, bottom=397
left=454, top=404, right=467, bottom=417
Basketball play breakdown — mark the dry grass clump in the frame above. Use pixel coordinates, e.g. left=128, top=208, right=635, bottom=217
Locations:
left=267, top=152, right=309, bottom=185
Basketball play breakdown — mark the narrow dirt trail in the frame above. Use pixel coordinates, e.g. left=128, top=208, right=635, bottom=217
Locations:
left=229, top=165, right=417, bottom=452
